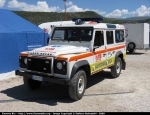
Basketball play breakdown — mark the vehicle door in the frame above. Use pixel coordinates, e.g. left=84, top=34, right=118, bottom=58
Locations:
left=91, top=30, right=107, bottom=74
left=105, top=30, right=116, bottom=67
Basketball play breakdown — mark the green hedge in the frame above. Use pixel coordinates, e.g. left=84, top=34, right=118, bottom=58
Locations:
left=13, top=11, right=103, bottom=25
left=13, top=11, right=150, bottom=25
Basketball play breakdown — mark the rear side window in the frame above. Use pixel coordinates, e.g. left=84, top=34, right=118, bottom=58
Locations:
left=115, top=30, right=125, bottom=43
left=106, top=31, right=114, bottom=44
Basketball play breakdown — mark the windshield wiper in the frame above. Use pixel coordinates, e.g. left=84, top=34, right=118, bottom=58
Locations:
left=55, top=37, right=64, bottom=42
left=68, top=38, right=70, bottom=42
left=79, top=38, right=81, bottom=43
left=67, top=37, right=81, bottom=43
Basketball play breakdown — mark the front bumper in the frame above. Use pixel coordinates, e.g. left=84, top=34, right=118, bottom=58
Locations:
left=15, top=70, right=70, bottom=85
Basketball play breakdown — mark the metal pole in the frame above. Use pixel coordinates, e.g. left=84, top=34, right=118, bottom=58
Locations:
left=63, top=0, right=67, bottom=21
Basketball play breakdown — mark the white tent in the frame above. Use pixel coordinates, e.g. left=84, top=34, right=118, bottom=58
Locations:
left=38, top=21, right=74, bottom=36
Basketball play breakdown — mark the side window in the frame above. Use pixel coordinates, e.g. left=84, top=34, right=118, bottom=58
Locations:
left=94, top=31, right=104, bottom=46
left=106, top=31, right=114, bottom=44
left=115, top=30, right=124, bottom=43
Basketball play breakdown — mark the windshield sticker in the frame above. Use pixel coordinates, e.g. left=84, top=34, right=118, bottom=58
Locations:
left=45, top=48, right=55, bottom=50
left=86, top=48, right=90, bottom=52
left=29, top=51, right=56, bottom=56
left=108, top=52, right=113, bottom=58
left=95, top=54, right=101, bottom=62
left=51, top=45, right=61, bottom=47
left=33, top=50, right=47, bottom=52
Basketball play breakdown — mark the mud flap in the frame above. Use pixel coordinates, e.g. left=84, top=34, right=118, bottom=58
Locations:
left=122, top=59, right=126, bottom=70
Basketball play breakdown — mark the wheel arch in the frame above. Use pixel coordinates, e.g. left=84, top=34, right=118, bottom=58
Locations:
left=115, top=51, right=123, bottom=60
left=70, top=60, right=90, bottom=79
left=115, top=51, right=126, bottom=70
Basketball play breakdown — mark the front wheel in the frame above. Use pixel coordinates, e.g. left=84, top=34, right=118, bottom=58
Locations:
left=23, top=77, right=42, bottom=90
left=69, top=70, right=87, bottom=101
left=111, top=57, right=122, bottom=78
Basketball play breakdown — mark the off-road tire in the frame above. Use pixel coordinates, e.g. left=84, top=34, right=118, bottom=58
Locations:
left=128, top=49, right=135, bottom=53
left=128, top=42, right=135, bottom=53
left=23, top=77, right=42, bottom=90
left=69, top=69, right=87, bottom=101
left=111, top=57, right=122, bottom=78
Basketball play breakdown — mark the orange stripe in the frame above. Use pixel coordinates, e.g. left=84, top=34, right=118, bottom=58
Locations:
left=69, top=52, right=94, bottom=62
left=56, top=57, right=68, bottom=61
left=107, top=44, right=126, bottom=52
left=94, top=49, right=107, bottom=54
left=107, top=47, right=116, bottom=52
left=69, top=44, right=126, bottom=62
left=20, top=53, right=28, bottom=57
left=46, top=57, right=52, bottom=60
left=28, top=55, right=46, bottom=58
left=28, top=56, right=52, bottom=60
left=20, top=44, right=126, bottom=61
left=115, top=44, right=126, bottom=49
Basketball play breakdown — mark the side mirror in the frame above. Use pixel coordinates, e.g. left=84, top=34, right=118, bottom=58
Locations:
left=93, top=46, right=99, bottom=51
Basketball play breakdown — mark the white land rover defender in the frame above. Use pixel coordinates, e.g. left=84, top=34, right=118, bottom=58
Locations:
left=16, top=18, right=126, bottom=101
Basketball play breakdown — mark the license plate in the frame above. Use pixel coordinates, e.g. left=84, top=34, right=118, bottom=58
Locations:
left=32, top=75, right=43, bottom=81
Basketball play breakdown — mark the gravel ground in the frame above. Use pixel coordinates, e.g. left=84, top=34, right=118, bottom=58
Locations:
left=0, top=50, right=150, bottom=112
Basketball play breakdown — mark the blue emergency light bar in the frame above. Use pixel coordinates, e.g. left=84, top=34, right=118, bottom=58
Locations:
left=72, top=18, right=103, bottom=22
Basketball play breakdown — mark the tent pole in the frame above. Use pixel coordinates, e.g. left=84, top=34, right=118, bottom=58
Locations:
left=44, top=28, right=46, bottom=46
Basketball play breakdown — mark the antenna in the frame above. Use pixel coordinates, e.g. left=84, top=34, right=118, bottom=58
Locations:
left=63, top=0, right=67, bottom=21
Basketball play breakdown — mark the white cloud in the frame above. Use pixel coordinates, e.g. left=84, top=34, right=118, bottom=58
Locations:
left=0, top=0, right=6, bottom=7
left=130, top=5, right=150, bottom=16
left=105, top=5, right=150, bottom=18
left=62, top=1, right=85, bottom=12
left=7, top=1, right=150, bottom=18
left=8, top=0, right=59, bottom=12
left=62, top=1, right=106, bottom=15
left=92, top=10, right=106, bottom=15
left=66, top=1, right=73, bottom=6
left=67, top=5, right=84, bottom=12
left=106, top=9, right=128, bottom=18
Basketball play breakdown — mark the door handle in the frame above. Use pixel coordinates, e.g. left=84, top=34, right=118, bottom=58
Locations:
left=103, top=54, right=106, bottom=57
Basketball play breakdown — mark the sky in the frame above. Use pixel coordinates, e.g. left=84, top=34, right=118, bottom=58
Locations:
left=0, top=0, right=150, bottom=18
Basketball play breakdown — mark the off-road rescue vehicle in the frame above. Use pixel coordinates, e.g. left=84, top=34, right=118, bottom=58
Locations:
left=16, top=18, right=127, bottom=101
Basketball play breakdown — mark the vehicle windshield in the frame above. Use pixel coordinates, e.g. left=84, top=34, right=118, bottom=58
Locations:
left=51, top=27, right=93, bottom=42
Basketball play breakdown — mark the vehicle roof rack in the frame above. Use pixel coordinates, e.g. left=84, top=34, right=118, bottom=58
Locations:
left=72, top=18, right=103, bottom=25
left=72, top=18, right=103, bottom=22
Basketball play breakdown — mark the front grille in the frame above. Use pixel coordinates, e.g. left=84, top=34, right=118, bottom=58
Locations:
left=27, top=58, right=51, bottom=74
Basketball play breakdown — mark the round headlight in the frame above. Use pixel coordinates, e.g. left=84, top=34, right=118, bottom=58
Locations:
left=56, top=62, right=62, bottom=70
left=24, top=58, right=27, bottom=65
